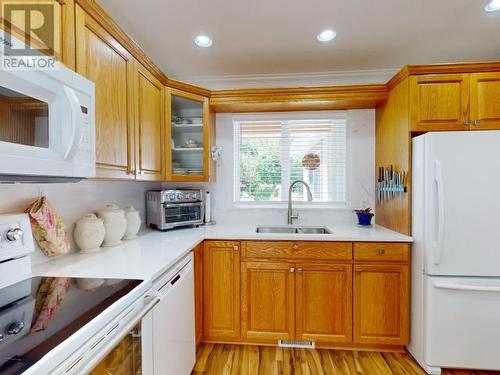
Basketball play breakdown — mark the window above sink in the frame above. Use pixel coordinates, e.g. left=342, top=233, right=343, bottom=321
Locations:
left=233, top=111, right=347, bottom=207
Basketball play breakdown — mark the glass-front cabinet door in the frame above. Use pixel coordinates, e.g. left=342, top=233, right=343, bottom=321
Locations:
left=166, top=88, right=213, bottom=182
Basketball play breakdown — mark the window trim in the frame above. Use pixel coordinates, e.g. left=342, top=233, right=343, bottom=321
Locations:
left=232, top=111, right=350, bottom=209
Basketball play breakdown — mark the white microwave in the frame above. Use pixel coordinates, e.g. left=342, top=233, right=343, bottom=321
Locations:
left=0, top=58, right=95, bottom=179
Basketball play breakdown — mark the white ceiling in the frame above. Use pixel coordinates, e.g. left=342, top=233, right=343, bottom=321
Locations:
left=99, top=0, right=500, bottom=88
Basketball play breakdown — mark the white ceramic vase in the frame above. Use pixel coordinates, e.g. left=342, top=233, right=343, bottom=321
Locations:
left=123, top=206, right=141, bottom=240
left=96, top=203, right=127, bottom=247
left=74, top=214, right=105, bottom=253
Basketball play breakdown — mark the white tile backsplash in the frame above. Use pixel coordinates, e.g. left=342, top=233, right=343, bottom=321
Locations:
left=0, top=179, right=160, bottom=265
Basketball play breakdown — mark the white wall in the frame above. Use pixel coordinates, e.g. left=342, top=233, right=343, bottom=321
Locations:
left=202, top=109, right=375, bottom=225
left=0, top=180, right=160, bottom=265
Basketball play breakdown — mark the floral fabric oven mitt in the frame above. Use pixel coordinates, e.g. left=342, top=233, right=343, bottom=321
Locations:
left=25, top=196, right=70, bottom=257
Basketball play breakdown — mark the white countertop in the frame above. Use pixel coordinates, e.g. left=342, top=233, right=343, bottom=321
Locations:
left=32, top=224, right=412, bottom=281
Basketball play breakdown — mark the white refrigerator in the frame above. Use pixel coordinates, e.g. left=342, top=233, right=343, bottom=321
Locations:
left=409, top=131, right=500, bottom=374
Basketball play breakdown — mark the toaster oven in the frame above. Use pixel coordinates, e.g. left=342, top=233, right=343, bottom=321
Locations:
left=146, top=190, right=204, bottom=230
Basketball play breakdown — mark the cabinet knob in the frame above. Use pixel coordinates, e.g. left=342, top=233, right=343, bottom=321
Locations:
left=292, top=244, right=299, bottom=251
left=297, top=268, right=303, bottom=272
left=464, top=119, right=472, bottom=126
left=474, top=119, right=481, bottom=126
left=233, top=245, right=239, bottom=251
left=356, top=267, right=362, bottom=274
left=378, top=247, right=386, bottom=255
left=289, top=267, right=295, bottom=273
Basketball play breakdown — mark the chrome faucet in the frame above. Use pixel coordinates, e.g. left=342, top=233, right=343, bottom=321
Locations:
left=287, top=180, right=313, bottom=224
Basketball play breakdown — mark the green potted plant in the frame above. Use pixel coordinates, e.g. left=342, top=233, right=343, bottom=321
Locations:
left=353, top=208, right=374, bottom=226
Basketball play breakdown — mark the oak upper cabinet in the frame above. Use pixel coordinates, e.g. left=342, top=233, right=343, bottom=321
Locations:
left=133, top=62, right=165, bottom=181
left=296, top=263, right=352, bottom=344
left=203, top=241, right=240, bottom=339
left=165, top=88, right=214, bottom=182
left=353, top=263, right=409, bottom=346
left=469, top=72, right=500, bottom=130
left=194, top=243, right=203, bottom=347
left=75, top=5, right=135, bottom=179
left=409, top=74, right=470, bottom=132
left=241, top=261, right=295, bottom=341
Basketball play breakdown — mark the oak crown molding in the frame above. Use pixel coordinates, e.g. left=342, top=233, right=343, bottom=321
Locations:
left=176, top=69, right=398, bottom=90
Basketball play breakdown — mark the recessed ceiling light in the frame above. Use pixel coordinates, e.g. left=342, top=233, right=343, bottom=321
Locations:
left=485, top=0, right=500, bottom=11
left=193, top=35, right=213, bottom=48
left=317, top=29, right=337, bottom=42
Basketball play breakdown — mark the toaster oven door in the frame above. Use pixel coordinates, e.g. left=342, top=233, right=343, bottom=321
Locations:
left=163, top=202, right=203, bottom=227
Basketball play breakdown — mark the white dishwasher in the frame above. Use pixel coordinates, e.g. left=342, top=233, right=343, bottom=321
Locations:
left=144, top=253, right=195, bottom=375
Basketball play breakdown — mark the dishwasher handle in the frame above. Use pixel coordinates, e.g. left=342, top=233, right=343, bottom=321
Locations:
left=156, top=260, right=193, bottom=297
left=170, top=274, right=181, bottom=286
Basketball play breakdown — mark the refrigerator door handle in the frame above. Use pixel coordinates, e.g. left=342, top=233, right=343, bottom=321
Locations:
left=433, top=282, right=500, bottom=293
left=433, top=160, right=445, bottom=265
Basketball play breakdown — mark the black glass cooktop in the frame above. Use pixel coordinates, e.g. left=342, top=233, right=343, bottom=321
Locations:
left=0, top=276, right=141, bottom=374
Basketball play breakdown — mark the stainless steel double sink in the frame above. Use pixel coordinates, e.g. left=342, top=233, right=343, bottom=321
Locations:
left=256, top=225, right=333, bottom=235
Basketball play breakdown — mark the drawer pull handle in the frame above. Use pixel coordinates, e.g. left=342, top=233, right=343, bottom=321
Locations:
left=378, top=248, right=385, bottom=254
left=356, top=267, right=362, bottom=273
left=290, top=267, right=295, bottom=273
left=293, top=244, right=299, bottom=251
left=297, top=268, right=303, bottom=272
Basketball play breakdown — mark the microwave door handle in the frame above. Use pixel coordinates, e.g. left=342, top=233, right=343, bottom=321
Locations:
left=63, top=86, right=83, bottom=160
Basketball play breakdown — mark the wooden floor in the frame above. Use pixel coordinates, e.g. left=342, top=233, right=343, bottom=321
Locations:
left=193, top=343, right=500, bottom=375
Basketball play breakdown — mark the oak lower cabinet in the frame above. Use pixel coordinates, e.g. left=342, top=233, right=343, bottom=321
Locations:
left=203, top=241, right=241, bottom=339
left=202, top=240, right=409, bottom=350
left=296, top=263, right=352, bottom=344
left=353, top=263, right=409, bottom=345
left=240, top=261, right=353, bottom=345
left=241, top=261, right=295, bottom=341
left=194, top=243, right=203, bottom=347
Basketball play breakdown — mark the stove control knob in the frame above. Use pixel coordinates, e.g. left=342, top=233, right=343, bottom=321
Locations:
left=6, top=321, right=24, bottom=335
left=168, top=194, right=176, bottom=201
left=6, top=228, right=23, bottom=242
left=177, top=193, right=184, bottom=201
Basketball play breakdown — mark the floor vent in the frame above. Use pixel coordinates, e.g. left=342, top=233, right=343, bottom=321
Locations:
left=278, top=340, right=315, bottom=349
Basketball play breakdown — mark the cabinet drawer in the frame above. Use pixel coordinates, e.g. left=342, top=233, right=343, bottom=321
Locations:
left=354, top=243, right=409, bottom=262
left=242, top=241, right=352, bottom=261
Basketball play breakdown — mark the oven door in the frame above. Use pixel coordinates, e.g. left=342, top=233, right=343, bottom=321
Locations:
left=87, top=322, right=144, bottom=375
left=50, top=296, right=160, bottom=375
left=163, top=202, right=204, bottom=227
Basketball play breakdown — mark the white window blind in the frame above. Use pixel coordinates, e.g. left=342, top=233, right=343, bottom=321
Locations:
left=234, top=115, right=347, bottom=204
